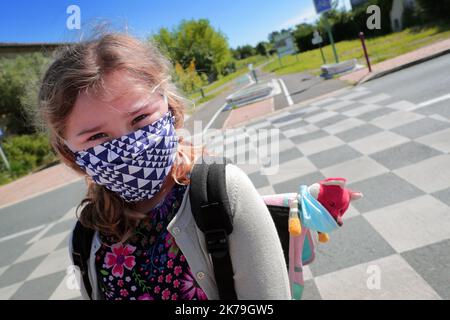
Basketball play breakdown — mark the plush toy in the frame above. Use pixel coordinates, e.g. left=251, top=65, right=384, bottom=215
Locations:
left=307, top=177, right=363, bottom=242
left=262, top=178, right=363, bottom=300
left=285, top=177, right=363, bottom=300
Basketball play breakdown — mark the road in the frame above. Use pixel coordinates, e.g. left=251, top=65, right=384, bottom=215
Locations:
left=364, top=53, right=450, bottom=104
left=185, top=61, right=348, bottom=132
left=0, top=54, right=449, bottom=300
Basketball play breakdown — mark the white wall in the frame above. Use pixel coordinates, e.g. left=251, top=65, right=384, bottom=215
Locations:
left=390, top=0, right=416, bottom=32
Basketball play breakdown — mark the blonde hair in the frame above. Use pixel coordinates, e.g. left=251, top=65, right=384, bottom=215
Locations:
left=37, top=32, right=205, bottom=242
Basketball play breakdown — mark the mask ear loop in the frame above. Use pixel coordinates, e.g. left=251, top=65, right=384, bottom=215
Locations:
left=165, top=90, right=196, bottom=116
left=152, top=78, right=171, bottom=114
left=150, top=77, right=169, bottom=94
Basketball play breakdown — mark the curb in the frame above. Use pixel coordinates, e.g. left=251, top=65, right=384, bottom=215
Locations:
left=357, top=48, right=450, bottom=85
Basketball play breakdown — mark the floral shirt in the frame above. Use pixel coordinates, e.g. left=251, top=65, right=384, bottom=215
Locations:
left=95, top=183, right=208, bottom=300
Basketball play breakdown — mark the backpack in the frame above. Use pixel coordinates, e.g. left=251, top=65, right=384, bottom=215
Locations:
left=71, top=156, right=316, bottom=300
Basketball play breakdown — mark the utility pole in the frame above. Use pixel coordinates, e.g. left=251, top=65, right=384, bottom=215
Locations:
left=359, top=32, right=372, bottom=72
left=323, top=12, right=339, bottom=64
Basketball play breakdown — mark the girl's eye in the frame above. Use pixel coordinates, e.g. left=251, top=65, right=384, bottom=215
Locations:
left=87, top=133, right=108, bottom=141
left=132, top=114, right=149, bottom=125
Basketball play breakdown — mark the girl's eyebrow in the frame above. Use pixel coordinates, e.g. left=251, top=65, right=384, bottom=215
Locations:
left=76, top=124, right=105, bottom=137
left=127, top=103, right=149, bottom=117
left=76, top=96, right=156, bottom=137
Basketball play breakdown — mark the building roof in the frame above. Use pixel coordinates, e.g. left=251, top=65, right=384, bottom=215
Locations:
left=0, top=42, right=73, bottom=48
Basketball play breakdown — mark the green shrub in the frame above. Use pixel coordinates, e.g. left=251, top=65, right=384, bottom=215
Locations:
left=0, top=133, right=58, bottom=185
left=0, top=53, right=49, bottom=135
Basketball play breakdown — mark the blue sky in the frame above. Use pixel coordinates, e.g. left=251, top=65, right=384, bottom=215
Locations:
left=0, top=0, right=351, bottom=48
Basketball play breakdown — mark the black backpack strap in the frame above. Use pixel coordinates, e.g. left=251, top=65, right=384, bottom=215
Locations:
left=72, top=218, right=95, bottom=300
left=189, top=156, right=237, bottom=300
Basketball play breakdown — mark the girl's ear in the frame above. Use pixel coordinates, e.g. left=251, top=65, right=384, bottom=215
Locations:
left=55, top=136, right=74, bottom=155
left=63, top=144, right=75, bottom=156
left=50, top=136, right=85, bottom=175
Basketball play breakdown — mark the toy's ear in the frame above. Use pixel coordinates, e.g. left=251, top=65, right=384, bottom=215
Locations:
left=321, top=178, right=346, bottom=188
left=350, top=191, right=363, bottom=201
left=308, top=183, right=320, bottom=199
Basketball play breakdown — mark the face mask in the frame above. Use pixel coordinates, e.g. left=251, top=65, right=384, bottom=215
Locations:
left=72, top=111, right=179, bottom=202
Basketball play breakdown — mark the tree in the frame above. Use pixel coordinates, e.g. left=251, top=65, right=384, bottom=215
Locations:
left=268, top=31, right=280, bottom=44
left=415, top=0, right=450, bottom=23
left=255, top=41, right=269, bottom=56
left=230, top=48, right=241, bottom=60
left=152, top=19, right=232, bottom=82
left=293, top=23, right=316, bottom=52
left=349, top=0, right=393, bottom=36
left=237, top=45, right=256, bottom=59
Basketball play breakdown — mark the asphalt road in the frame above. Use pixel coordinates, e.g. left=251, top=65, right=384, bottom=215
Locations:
left=363, top=53, right=450, bottom=104
left=185, top=63, right=349, bottom=132
left=275, top=72, right=348, bottom=109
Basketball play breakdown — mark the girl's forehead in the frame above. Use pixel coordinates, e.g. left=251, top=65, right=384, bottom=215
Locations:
left=77, top=71, right=156, bottom=113
left=94, top=71, right=151, bottom=103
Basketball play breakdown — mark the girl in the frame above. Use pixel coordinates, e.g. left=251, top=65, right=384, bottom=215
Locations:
left=37, top=33, right=291, bottom=300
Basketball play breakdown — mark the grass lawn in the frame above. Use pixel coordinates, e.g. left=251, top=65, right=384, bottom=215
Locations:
left=262, top=25, right=450, bottom=75
left=188, top=54, right=271, bottom=101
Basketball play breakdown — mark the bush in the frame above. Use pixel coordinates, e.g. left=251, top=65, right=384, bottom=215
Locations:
left=415, top=0, right=450, bottom=23
left=173, top=59, right=207, bottom=94
left=0, top=53, right=49, bottom=135
left=0, top=133, right=57, bottom=185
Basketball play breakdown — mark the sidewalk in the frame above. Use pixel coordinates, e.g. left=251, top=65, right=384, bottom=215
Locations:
left=340, top=38, right=450, bottom=84
left=223, top=97, right=275, bottom=129
left=0, top=163, right=82, bottom=208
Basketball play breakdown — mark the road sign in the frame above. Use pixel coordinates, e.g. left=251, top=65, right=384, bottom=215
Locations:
left=274, top=32, right=297, bottom=57
left=313, top=0, right=332, bottom=14
left=311, top=31, right=323, bottom=45
left=350, top=0, right=368, bottom=9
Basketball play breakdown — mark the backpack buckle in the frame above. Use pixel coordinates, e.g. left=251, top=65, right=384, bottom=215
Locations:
left=204, top=229, right=229, bottom=258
